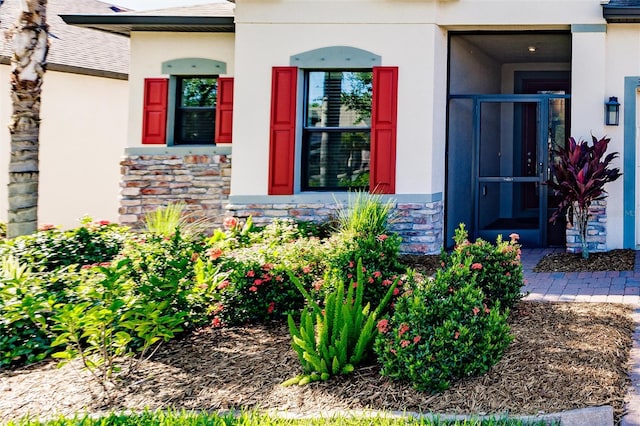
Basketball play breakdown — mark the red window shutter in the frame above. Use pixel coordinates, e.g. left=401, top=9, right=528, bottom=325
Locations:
left=268, top=67, right=298, bottom=195
left=370, top=66, right=398, bottom=194
left=142, top=78, right=168, bottom=145
left=215, top=77, right=234, bottom=143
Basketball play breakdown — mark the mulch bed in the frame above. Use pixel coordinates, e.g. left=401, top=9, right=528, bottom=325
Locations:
left=533, top=249, right=636, bottom=272
left=0, top=302, right=634, bottom=424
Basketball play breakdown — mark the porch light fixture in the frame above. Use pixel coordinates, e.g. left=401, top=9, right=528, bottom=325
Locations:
left=527, top=45, right=537, bottom=53
left=605, top=96, right=620, bottom=126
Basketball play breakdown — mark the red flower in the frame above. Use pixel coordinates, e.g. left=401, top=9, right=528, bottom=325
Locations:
left=398, top=323, right=410, bottom=337
left=223, top=216, right=238, bottom=229
left=302, top=266, right=311, bottom=274
left=313, top=280, right=323, bottom=291
left=368, top=277, right=374, bottom=284
left=382, top=279, right=393, bottom=287
left=98, top=220, right=111, bottom=226
left=267, top=301, right=275, bottom=314
left=390, top=348, right=397, bottom=355
left=454, top=331, right=460, bottom=340
left=393, top=287, right=400, bottom=296
left=472, top=306, right=480, bottom=316
left=39, top=224, right=55, bottom=231
left=413, top=335, right=421, bottom=344
left=254, top=279, right=263, bottom=286
left=373, top=271, right=382, bottom=279
left=207, top=247, right=223, bottom=260
left=212, top=303, right=224, bottom=314
left=217, top=280, right=230, bottom=290
left=509, top=233, right=520, bottom=243
left=471, top=263, right=483, bottom=270
left=352, top=282, right=358, bottom=289
left=400, top=340, right=410, bottom=348
left=246, top=270, right=255, bottom=278
left=262, top=263, right=273, bottom=271
left=249, top=286, right=258, bottom=292
left=275, top=275, right=284, bottom=282
left=377, top=234, right=388, bottom=241
left=377, top=319, right=389, bottom=334
left=212, top=317, right=222, bottom=328
left=348, top=261, right=354, bottom=268
left=190, top=252, right=200, bottom=262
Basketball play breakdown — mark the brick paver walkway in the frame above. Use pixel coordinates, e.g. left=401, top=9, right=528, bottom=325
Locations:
left=522, top=248, right=640, bottom=305
left=520, top=249, right=640, bottom=425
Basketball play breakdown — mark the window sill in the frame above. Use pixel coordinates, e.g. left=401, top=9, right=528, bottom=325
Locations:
left=125, top=145, right=232, bottom=156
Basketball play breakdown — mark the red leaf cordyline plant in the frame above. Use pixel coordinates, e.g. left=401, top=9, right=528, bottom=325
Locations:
left=547, top=135, right=621, bottom=259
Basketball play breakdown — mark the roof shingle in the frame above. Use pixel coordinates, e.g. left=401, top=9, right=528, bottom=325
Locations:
left=0, top=0, right=129, bottom=78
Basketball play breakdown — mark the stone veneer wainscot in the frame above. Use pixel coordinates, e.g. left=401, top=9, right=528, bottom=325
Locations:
left=227, top=195, right=444, bottom=255
left=565, top=200, right=607, bottom=254
left=120, top=148, right=445, bottom=254
left=119, top=146, right=231, bottom=229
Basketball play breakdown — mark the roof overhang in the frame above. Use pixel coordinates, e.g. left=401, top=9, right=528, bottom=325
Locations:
left=603, top=4, right=640, bottom=23
left=60, top=15, right=235, bottom=37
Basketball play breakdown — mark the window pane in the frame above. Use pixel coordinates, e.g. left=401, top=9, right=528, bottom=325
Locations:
left=177, top=108, right=215, bottom=144
left=302, top=130, right=370, bottom=190
left=306, top=71, right=372, bottom=128
left=180, top=78, right=217, bottom=107
left=175, top=76, right=216, bottom=144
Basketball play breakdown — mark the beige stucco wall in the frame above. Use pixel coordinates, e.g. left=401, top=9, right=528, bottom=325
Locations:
left=127, top=32, right=235, bottom=148
left=232, top=5, right=448, bottom=196
left=601, top=24, right=640, bottom=248
left=0, top=67, right=127, bottom=229
left=230, top=0, right=634, bottom=248
left=116, top=0, right=640, bottom=250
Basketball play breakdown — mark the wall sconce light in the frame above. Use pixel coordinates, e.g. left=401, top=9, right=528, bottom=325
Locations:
left=605, top=96, right=620, bottom=126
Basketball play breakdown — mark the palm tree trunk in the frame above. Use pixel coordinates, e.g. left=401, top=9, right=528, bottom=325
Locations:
left=7, top=0, right=49, bottom=238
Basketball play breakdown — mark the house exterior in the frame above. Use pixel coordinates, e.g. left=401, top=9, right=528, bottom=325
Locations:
left=0, top=0, right=129, bottom=229
left=63, top=0, right=640, bottom=254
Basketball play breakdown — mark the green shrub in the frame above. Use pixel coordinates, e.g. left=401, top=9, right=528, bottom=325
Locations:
left=284, top=258, right=398, bottom=386
left=0, top=219, right=131, bottom=272
left=326, top=230, right=406, bottom=309
left=374, top=258, right=513, bottom=392
left=202, top=210, right=407, bottom=327
left=0, top=257, right=53, bottom=367
left=51, top=259, right=185, bottom=387
left=442, top=224, right=524, bottom=312
left=121, top=230, right=212, bottom=330
left=203, top=236, right=328, bottom=326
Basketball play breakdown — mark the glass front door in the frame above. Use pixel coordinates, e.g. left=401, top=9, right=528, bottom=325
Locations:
left=448, top=94, right=569, bottom=247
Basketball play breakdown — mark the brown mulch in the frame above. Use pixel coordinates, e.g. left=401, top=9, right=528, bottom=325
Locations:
left=0, top=302, right=634, bottom=424
left=533, top=249, right=636, bottom=272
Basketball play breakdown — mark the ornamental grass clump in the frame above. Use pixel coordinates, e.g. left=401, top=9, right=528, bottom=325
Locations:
left=442, top=224, right=525, bottom=312
left=547, top=135, right=621, bottom=259
left=284, top=258, right=398, bottom=386
left=374, top=257, right=513, bottom=392
left=334, top=190, right=395, bottom=236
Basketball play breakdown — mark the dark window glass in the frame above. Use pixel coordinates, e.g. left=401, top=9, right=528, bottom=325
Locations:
left=175, top=77, right=217, bottom=144
left=302, top=71, right=372, bottom=191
